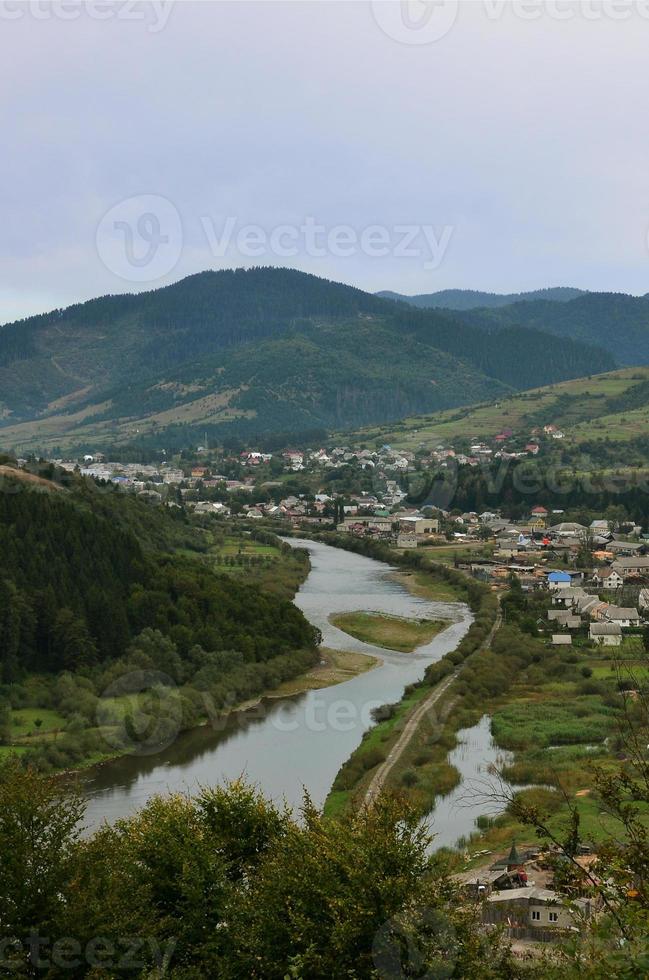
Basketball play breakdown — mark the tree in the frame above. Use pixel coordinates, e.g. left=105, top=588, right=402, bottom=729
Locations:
left=51, top=609, right=98, bottom=670
left=0, top=760, right=84, bottom=943
left=0, top=698, right=11, bottom=744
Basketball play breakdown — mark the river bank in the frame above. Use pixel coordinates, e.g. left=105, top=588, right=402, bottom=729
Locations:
left=318, top=532, right=633, bottom=860
left=77, top=537, right=470, bottom=832
left=323, top=578, right=499, bottom=822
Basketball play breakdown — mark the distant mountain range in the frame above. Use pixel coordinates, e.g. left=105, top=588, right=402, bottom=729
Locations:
left=0, top=269, right=616, bottom=451
left=379, top=288, right=649, bottom=366
left=376, top=287, right=587, bottom=310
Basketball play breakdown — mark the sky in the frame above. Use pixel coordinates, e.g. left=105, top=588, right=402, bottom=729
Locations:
left=2, top=0, right=649, bottom=322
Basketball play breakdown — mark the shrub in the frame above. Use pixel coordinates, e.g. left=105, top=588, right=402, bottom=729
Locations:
left=361, top=747, right=386, bottom=771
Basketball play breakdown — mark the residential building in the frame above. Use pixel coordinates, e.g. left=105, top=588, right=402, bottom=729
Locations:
left=484, top=887, right=593, bottom=940
left=589, top=623, right=623, bottom=646
left=593, top=567, right=623, bottom=590
left=604, top=606, right=642, bottom=628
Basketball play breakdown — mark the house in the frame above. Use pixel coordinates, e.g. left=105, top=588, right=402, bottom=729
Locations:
left=611, top=557, right=649, bottom=578
left=338, top=515, right=394, bottom=533
left=547, top=571, right=571, bottom=591
left=398, top=516, right=439, bottom=535
left=484, top=887, right=593, bottom=940
left=604, top=606, right=642, bottom=628
left=590, top=622, right=622, bottom=646
left=552, top=587, right=587, bottom=608
left=551, top=634, right=572, bottom=645
left=590, top=520, right=612, bottom=539
left=397, top=533, right=419, bottom=549
left=530, top=506, right=548, bottom=526
left=575, top=595, right=602, bottom=617
left=607, top=540, right=646, bottom=557
left=547, top=611, right=582, bottom=629
left=639, top=588, right=649, bottom=612
left=593, top=568, right=623, bottom=590
left=547, top=522, right=587, bottom=538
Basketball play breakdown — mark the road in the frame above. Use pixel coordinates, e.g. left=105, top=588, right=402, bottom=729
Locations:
left=363, top=598, right=502, bottom=806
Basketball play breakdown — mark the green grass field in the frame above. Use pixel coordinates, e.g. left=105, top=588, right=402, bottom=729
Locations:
left=11, top=708, right=66, bottom=739
left=330, top=611, right=448, bottom=652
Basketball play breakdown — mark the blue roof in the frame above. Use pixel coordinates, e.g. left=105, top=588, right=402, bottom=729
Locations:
left=548, top=571, right=571, bottom=582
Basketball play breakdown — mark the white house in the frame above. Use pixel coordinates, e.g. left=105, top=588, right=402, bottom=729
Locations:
left=593, top=568, right=623, bottom=590
left=590, top=622, right=622, bottom=646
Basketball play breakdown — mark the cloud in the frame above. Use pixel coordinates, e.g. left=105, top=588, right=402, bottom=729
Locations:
left=1, top=1, right=649, bottom=320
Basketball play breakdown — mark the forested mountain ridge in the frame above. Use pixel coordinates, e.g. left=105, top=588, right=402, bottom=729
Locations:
left=450, top=292, right=649, bottom=365
left=0, top=268, right=614, bottom=451
left=377, top=286, right=587, bottom=309
left=0, top=463, right=317, bottom=683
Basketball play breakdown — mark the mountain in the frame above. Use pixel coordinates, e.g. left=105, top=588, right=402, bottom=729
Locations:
left=376, top=287, right=587, bottom=310
left=452, top=292, right=649, bottom=366
left=0, top=268, right=614, bottom=451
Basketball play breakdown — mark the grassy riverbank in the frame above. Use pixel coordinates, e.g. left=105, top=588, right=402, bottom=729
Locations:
left=320, top=541, right=499, bottom=820
left=239, top=647, right=379, bottom=704
left=389, top=568, right=464, bottom=603
left=330, top=611, right=449, bottom=652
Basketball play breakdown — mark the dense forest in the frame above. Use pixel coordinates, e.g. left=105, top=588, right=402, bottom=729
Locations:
left=453, top=292, right=649, bottom=365
left=0, top=479, right=315, bottom=683
left=0, top=465, right=319, bottom=770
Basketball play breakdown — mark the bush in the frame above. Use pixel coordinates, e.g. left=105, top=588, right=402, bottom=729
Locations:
left=371, top=703, right=397, bottom=723
left=401, top=769, right=418, bottom=787
left=361, top=747, right=386, bottom=771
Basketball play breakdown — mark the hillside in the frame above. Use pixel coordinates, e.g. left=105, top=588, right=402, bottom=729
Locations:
left=0, top=269, right=614, bottom=452
left=454, top=292, right=649, bottom=365
left=348, top=366, right=649, bottom=455
left=0, top=461, right=316, bottom=681
left=376, top=286, right=586, bottom=310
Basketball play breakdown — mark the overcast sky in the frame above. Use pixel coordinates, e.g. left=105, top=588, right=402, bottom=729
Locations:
left=2, top=0, right=649, bottom=322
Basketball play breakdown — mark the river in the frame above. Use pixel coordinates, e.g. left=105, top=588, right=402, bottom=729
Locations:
left=81, top=538, right=472, bottom=833
left=423, top=714, right=515, bottom=851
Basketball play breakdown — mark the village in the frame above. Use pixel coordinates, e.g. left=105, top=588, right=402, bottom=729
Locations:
left=51, top=424, right=649, bottom=656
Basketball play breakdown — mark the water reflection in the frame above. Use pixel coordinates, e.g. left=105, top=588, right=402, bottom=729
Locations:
left=425, top=715, right=515, bottom=852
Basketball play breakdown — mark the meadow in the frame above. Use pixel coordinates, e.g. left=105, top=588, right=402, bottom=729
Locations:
left=330, top=611, right=448, bottom=652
